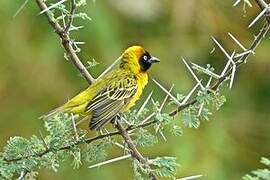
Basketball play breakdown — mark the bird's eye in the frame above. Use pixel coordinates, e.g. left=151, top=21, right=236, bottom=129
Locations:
left=143, top=55, right=148, bottom=60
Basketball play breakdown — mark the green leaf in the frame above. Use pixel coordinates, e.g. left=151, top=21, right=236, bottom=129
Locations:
left=150, top=156, right=179, bottom=178
left=132, top=160, right=152, bottom=180
left=171, top=125, right=183, bottom=136
left=182, top=108, right=200, bottom=128
left=134, top=129, right=158, bottom=147
left=243, top=157, right=270, bottom=180
left=86, top=59, right=99, bottom=68
left=71, top=148, right=82, bottom=169
left=84, top=140, right=111, bottom=163
left=261, top=157, right=270, bottom=166
left=155, top=112, right=173, bottom=124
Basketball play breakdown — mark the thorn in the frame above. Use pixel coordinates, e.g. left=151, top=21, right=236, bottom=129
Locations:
left=182, top=58, right=205, bottom=90
left=211, top=36, right=231, bottom=60
left=177, top=174, right=203, bottom=180
left=248, top=7, right=268, bottom=28
left=152, top=79, right=182, bottom=106
left=88, top=154, right=131, bottom=169
left=220, top=51, right=236, bottom=77
left=139, top=112, right=155, bottom=126
left=13, top=0, right=29, bottom=18
left=181, top=81, right=200, bottom=105
left=228, top=32, right=247, bottom=51
left=191, top=62, right=221, bottom=79
left=97, top=56, right=121, bottom=80
left=39, top=0, right=67, bottom=15
left=197, top=102, right=204, bottom=116
left=229, top=65, right=237, bottom=89
left=206, top=77, right=213, bottom=88
left=136, top=91, right=153, bottom=118
left=159, top=85, right=174, bottom=112
left=233, top=0, right=241, bottom=7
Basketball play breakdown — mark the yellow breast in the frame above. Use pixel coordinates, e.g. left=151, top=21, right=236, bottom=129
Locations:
left=124, top=72, right=148, bottom=111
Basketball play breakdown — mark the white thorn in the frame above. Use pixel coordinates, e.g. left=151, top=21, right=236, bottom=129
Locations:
left=71, top=113, right=79, bottom=140
left=113, top=142, right=126, bottom=150
left=138, top=112, right=155, bottom=126
left=182, top=58, right=205, bottom=90
left=206, top=77, right=213, bottom=88
left=198, top=102, right=204, bottom=116
left=211, top=36, right=231, bottom=60
left=159, top=85, right=174, bottom=112
left=39, top=0, right=67, bottom=14
left=136, top=91, right=153, bottom=118
left=233, top=0, right=241, bottom=6
left=155, top=123, right=161, bottom=133
left=181, top=82, right=200, bottom=105
left=191, top=62, right=221, bottom=79
left=13, top=0, right=29, bottom=18
left=229, top=65, right=237, bottom=89
left=228, top=32, right=247, bottom=51
left=121, top=116, right=132, bottom=126
left=234, top=50, right=254, bottom=58
left=221, top=51, right=236, bottom=77
left=159, top=130, right=167, bottom=141
left=152, top=79, right=182, bottom=106
left=177, top=174, right=203, bottom=180
left=248, top=7, right=268, bottom=28
left=88, top=154, right=131, bottom=169
left=97, top=56, right=121, bottom=80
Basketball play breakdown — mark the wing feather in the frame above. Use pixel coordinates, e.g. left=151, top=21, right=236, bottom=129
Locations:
left=86, top=74, right=137, bottom=130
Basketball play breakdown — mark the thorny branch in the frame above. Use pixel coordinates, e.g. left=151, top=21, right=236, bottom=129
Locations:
left=115, top=122, right=158, bottom=180
left=35, top=0, right=95, bottom=84
left=34, top=0, right=157, bottom=177
left=64, top=0, right=76, bottom=33
left=6, top=0, right=270, bottom=178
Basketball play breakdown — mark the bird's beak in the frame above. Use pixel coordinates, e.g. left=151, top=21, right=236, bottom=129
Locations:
left=149, top=56, right=160, bottom=64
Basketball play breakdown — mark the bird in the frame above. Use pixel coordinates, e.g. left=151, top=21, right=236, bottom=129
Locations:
left=43, top=45, right=160, bottom=130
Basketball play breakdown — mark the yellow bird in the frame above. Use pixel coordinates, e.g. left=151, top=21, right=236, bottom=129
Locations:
left=44, top=45, right=160, bottom=130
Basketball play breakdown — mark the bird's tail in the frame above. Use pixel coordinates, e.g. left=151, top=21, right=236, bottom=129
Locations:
left=39, top=106, right=65, bottom=120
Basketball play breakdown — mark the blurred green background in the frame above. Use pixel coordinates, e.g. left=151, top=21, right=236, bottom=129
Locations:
left=0, top=0, right=269, bottom=179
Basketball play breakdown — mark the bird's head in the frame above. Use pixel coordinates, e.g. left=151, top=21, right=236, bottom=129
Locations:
left=120, top=45, right=160, bottom=74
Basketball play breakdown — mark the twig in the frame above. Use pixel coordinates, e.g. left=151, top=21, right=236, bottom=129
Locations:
left=254, top=0, right=269, bottom=9
left=35, top=0, right=95, bottom=84
left=170, top=21, right=270, bottom=116
left=6, top=0, right=268, bottom=175
left=64, top=0, right=76, bottom=33
left=115, top=122, right=158, bottom=180
left=6, top=17, right=269, bottom=161
left=254, top=0, right=270, bottom=23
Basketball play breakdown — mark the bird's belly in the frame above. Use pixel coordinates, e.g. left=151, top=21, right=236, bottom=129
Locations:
left=123, top=79, right=146, bottom=112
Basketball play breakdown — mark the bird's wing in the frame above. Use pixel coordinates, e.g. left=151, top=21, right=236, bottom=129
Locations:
left=86, top=74, right=137, bottom=130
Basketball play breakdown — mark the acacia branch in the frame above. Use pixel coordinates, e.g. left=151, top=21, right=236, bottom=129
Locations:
left=35, top=0, right=95, bottom=84
left=5, top=2, right=270, bottom=179
left=64, top=0, right=76, bottom=33
left=6, top=0, right=270, bottom=164
left=254, top=0, right=269, bottom=9
left=34, top=0, right=161, bottom=175
left=115, top=122, right=158, bottom=180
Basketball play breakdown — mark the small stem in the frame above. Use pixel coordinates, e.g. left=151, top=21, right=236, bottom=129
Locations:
left=35, top=0, right=95, bottom=84
left=115, top=121, right=158, bottom=180
left=64, top=0, right=76, bottom=33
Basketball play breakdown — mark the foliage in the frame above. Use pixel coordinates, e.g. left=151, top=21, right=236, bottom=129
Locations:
left=0, top=0, right=269, bottom=179
left=243, top=157, right=270, bottom=180
left=133, top=157, right=178, bottom=180
left=0, top=114, right=87, bottom=179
